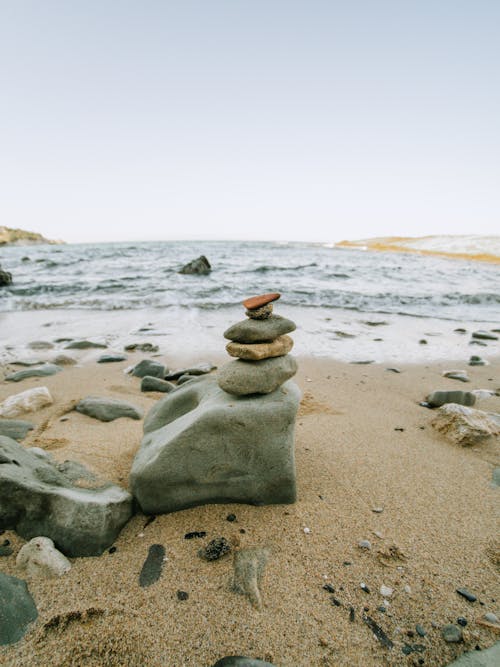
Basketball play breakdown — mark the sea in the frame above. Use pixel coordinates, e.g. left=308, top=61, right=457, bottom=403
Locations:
left=1, top=240, right=499, bottom=364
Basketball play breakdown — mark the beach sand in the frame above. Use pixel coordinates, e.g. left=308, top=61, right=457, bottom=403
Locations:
left=0, top=351, right=499, bottom=666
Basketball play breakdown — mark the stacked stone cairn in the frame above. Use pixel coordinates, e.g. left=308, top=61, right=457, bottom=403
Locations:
left=130, top=292, right=301, bottom=514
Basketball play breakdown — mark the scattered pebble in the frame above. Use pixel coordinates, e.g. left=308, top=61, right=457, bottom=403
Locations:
left=456, top=587, right=477, bottom=602
left=380, top=585, right=393, bottom=598
left=363, top=614, right=394, bottom=648
left=484, top=612, right=499, bottom=623
left=358, top=540, right=371, bottom=550
left=331, top=597, right=342, bottom=607
left=349, top=607, right=355, bottom=622
left=360, top=583, right=370, bottom=593
left=323, top=583, right=335, bottom=593
left=377, top=606, right=387, bottom=613
left=226, top=514, right=236, bottom=522
left=457, top=617, right=468, bottom=627
left=385, top=368, right=401, bottom=373
left=139, top=544, right=166, bottom=588
left=415, top=624, right=426, bottom=637
left=303, top=527, right=311, bottom=534
left=177, top=590, right=189, bottom=601
left=108, top=546, right=117, bottom=554
left=372, top=507, right=384, bottom=513
left=198, top=537, right=231, bottom=561
left=442, top=624, right=463, bottom=643
left=184, top=531, right=207, bottom=540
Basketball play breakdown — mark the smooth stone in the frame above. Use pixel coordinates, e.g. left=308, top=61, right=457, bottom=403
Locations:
left=442, top=624, right=463, bottom=642
left=472, top=330, right=498, bottom=341
left=97, top=354, right=127, bottom=363
left=140, top=376, right=175, bottom=393
left=75, top=397, right=143, bottom=422
left=431, top=404, right=500, bottom=446
left=176, top=374, right=198, bottom=385
left=226, top=335, right=293, bottom=361
left=217, top=355, right=297, bottom=396
left=443, top=370, right=470, bottom=383
left=469, top=356, right=488, bottom=366
left=164, top=363, right=216, bottom=380
left=16, top=536, right=71, bottom=578
left=130, top=359, right=166, bottom=378
left=224, top=315, right=296, bottom=344
left=51, top=354, right=77, bottom=366
left=469, top=340, right=487, bottom=346
left=139, top=544, right=166, bottom=587
left=178, top=255, right=211, bottom=275
left=245, top=303, right=273, bottom=320
left=64, top=340, right=107, bottom=349
left=9, top=359, right=45, bottom=367
left=0, top=435, right=132, bottom=557
left=358, top=540, right=371, bottom=550
left=212, top=658, right=276, bottom=667
left=0, top=420, right=34, bottom=441
left=28, top=341, right=54, bottom=350
left=445, top=642, right=500, bottom=667
left=484, top=613, right=499, bottom=623
left=242, top=292, right=281, bottom=310
left=5, top=364, right=63, bottom=382
left=131, top=375, right=300, bottom=514
left=124, top=342, right=159, bottom=353
left=0, top=572, right=38, bottom=645
left=456, top=587, right=477, bottom=602
left=0, top=387, right=53, bottom=418
left=426, top=390, right=476, bottom=408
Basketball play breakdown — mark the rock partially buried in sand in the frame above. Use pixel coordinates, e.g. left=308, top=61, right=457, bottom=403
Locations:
left=226, top=335, right=293, bottom=361
left=0, top=435, right=133, bottom=557
left=124, top=342, right=159, bottom=353
left=0, top=419, right=34, bottom=441
left=16, top=536, right=71, bottom=578
left=431, top=404, right=500, bottom=447
left=211, top=658, right=276, bottom=667
left=97, top=353, right=127, bottom=363
left=130, top=375, right=300, bottom=514
left=139, top=544, right=166, bottom=587
left=164, top=363, right=216, bottom=380
left=0, top=572, right=38, bottom=645
left=217, top=355, right=297, bottom=395
left=426, top=390, right=476, bottom=409
left=5, top=364, right=63, bottom=382
left=0, top=386, right=53, bottom=418
left=243, top=292, right=281, bottom=310
left=75, top=396, right=143, bottom=422
left=224, top=315, right=296, bottom=344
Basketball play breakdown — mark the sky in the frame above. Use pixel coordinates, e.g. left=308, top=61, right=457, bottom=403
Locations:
left=0, top=1, right=499, bottom=244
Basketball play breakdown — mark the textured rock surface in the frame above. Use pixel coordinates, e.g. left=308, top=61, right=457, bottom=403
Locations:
left=5, top=364, right=62, bottom=382
left=426, top=390, right=476, bottom=408
left=130, top=375, right=300, bottom=514
left=231, top=547, right=270, bottom=610
left=224, top=315, right=296, bottom=343
left=245, top=303, right=273, bottom=319
left=141, top=376, right=176, bottom=393
left=0, top=387, right=53, bottom=418
left=0, top=435, right=133, bottom=556
left=431, top=404, right=500, bottom=446
left=0, top=419, right=34, bottom=441
left=75, top=396, right=143, bottom=422
left=16, top=536, right=71, bottom=578
left=217, top=355, right=298, bottom=395
left=131, top=359, right=166, bottom=378
left=178, top=255, right=211, bottom=275
left=0, top=572, right=38, bottom=645
left=226, top=335, right=293, bottom=361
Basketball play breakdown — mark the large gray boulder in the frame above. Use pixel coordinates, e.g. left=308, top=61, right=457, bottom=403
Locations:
left=224, top=315, right=296, bottom=344
left=217, top=355, right=298, bottom=395
left=0, top=572, right=38, bottom=645
left=0, top=435, right=133, bottom=557
left=130, top=375, right=300, bottom=514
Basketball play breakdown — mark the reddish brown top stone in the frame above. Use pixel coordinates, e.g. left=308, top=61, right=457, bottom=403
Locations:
left=242, top=292, right=281, bottom=310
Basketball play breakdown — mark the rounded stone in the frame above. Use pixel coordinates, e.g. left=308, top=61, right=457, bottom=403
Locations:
left=242, top=292, right=280, bottom=310
left=224, top=315, right=296, bottom=344
left=226, top=335, right=293, bottom=361
left=217, top=355, right=298, bottom=395
left=441, top=624, right=463, bottom=643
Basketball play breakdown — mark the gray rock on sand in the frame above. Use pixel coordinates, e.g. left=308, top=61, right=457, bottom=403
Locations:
left=139, top=544, right=166, bottom=587
left=211, top=659, right=276, bottom=667
left=75, top=396, right=143, bottom=422
left=140, top=376, right=176, bottom=393
left=469, top=356, right=489, bottom=366
left=0, top=435, right=133, bottom=557
left=426, top=390, right=476, bottom=408
left=64, top=340, right=107, bottom=349
left=16, top=536, right=71, bottom=578
left=442, top=624, right=463, bottom=643
left=443, top=370, right=470, bottom=383
left=52, top=354, right=77, bottom=366
left=431, top=404, right=500, bottom=447
left=224, top=314, right=296, bottom=344
left=130, top=375, right=300, bottom=514
left=5, top=364, right=63, bottom=382
left=0, top=419, right=34, bottom=441
left=217, top=355, right=298, bottom=396
left=0, top=572, right=38, bottom=645
left=98, top=353, right=127, bottom=363
left=130, top=359, right=166, bottom=378
left=124, top=342, right=159, bottom=353
left=231, top=547, right=270, bottom=610
left=178, top=255, right=211, bottom=275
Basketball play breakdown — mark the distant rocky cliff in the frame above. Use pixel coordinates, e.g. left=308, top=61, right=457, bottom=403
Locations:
left=0, top=226, right=63, bottom=246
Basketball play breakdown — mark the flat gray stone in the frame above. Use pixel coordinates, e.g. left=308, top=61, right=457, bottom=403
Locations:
left=131, top=359, right=166, bottom=378
left=426, top=390, right=476, bottom=408
left=76, top=396, right=143, bottom=422
left=130, top=375, right=300, bottom=514
left=224, top=315, right=296, bottom=344
left=0, top=572, right=38, bottom=645
left=141, top=376, right=176, bottom=393
left=445, top=643, right=500, bottom=667
left=64, top=340, right=107, bottom=349
left=165, top=363, right=216, bottom=380
left=97, top=354, right=127, bottom=363
left=217, top=355, right=297, bottom=395
left=5, top=364, right=63, bottom=382
left=0, top=419, right=34, bottom=441
left=139, top=544, right=166, bottom=587
left=0, top=435, right=133, bottom=557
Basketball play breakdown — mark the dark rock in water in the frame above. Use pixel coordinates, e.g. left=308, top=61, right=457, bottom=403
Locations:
left=426, top=390, right=476, bottom=408
left=335, top=330, right=356, bottom=338
left=198, top=537, right=231, bottom=561
left=211, top=658, right=276, bottom=667
left=178, top=255, right=211, bottom=275
left=442, top=624, right=462, bottom=643
left=130, top=359, right=166, bottom=378
left=75, top=396, right=143, bottom=422
left=0, top=420, right=34, bottom=441
left=363, top=320, right=388, bottom=326
left=124, top=342, right=159, bottom=353
left=0, top=267, right=13, bottom=286
left=139, top=544, right=166, bottom=587
left=0, top=435, right=132, bottom=557
left=224, top=315, right=296, bottom=344
left=217, top=355, right=297, bottom=395
left=456, top=587, right=477, bottom=602
left=0, top=572, right=38, bottom=645
left=5, top=364, right=63, bottom=382
left=140, top=376, right=175, bottom=393
left=97, top=354, right=127, bottom=363
left=165, top=363, right=216, bottom=380
left=28, top=341, right=54, bottom=350
left=64, top=340, right=107, bottom=349
left=419, top=339, right=428, bottom=345
left=472, top=330, right=498, bottom=341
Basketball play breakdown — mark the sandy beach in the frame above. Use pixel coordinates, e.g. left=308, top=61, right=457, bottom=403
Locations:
left=1, top=346, right=498, bottom=666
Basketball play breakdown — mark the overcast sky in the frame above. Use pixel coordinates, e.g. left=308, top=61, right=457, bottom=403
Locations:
left=0, top=1, right=498, bottom=244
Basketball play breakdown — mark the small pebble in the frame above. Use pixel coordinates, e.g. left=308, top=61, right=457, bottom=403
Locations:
left=108, top=546, right=117, bottom=554
left=416, top=624, right=426, bottom=637
left=402, top=645, right=413, bottom=655
left=198, top=537, right=231, bottom=561
left=184, top=531, right=207, bottom=540
left=372, top=507, right=384, bottom=513
left=358, top=540, right=371, bottom=550
left=303, top=527, right=311, bottom=534
left=406, top=630, right=415, bottom=638
left=377, top=605, right=387, bottom=613
left=3, top=539, right=11, bottom=547
left=380, top=585, right=393, bottom=598
left=226, top=514, right=236, bottom=522
left=442, top=624, right=463, bottom=643
left=419, top=339, right=428, bottom=345
left=343, top=561, right=351, bottom=566
left=331, top=597, right=341, bottom=607
left=404, top=585, right=412, bottom=594
left=360, top=583, right=370, bottom=593
left=456, top=588, right=477, bottom=602
left=177, top=590, right=189, bottom=601
left=484, top=612, right=499, bottom=623
left=239, top=528, right=246, bottom=534
left=457, top=617, right=467, bottom=627
left=349, top=606, right=355, bottom=622
left=323, top=583, right=335, bottom=593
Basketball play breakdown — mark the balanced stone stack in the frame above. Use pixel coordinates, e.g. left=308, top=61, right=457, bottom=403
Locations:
left=130, top=292, right=301, bottom=514
left=217, top=293, right=298, bottom=395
